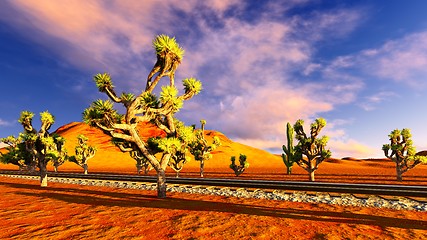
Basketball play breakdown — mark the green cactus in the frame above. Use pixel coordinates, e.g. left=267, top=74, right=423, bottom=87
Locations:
left=281, top=122, right=301, bottom=175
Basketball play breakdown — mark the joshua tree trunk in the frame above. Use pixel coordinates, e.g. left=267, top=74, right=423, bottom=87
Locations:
left=200, top=160, right=204, bottom=178
left=83, top=163, right=88, bottom=174
left=176, top=171, right=180, bottom=178
left=286, top=166, right=292, bottom=175
left=396, top=165, right=403, bottom=182
left=136, top=163, right=142, bottom=175
left=54, top=165, right=58, bottom=173
left=309, top=170, right=315, bottom=182
left=39, top=162, right=48, bottom=187
left=157, top=169, right=167, bottom=198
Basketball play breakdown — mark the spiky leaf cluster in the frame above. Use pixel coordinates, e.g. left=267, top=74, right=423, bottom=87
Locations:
left=153, top=34, right=184, bottom=60
left=160, top=86, right=183, bottom=112
left=83, top=99, right=123, bottom=127
left=94, top=73, right=114, bottom=93
left=183, top=78, right=202, bottom=95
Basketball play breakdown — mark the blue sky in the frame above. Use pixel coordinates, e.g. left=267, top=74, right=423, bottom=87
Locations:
left=1, top=0, right=427, bottom=158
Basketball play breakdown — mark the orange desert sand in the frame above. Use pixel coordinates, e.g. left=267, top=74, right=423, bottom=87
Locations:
left=1, top=122, right=427, bottom=239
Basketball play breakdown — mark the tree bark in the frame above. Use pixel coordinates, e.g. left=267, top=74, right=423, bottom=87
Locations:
left=287, top=166, right=292, bottom=175
left=54, top=165, right=58, bottom=173
left=309, top=170, right=315, bottom=182
left=200, top=161, right=204, bottom=178
left=157, top=169, right=167, bottom=198
left=83, top=164, right=88, bottom=175
left=396, top=165, right=402, bottom=182
left=40, top=162, right=48, bottom=187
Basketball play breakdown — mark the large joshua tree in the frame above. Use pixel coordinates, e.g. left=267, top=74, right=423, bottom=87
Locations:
left=382, top=128, right=427, bottom=181
left=69, top=134, right=97, bottom=174
left=1, top=111, right=67, bottom=186
left=83, top=34, right=202, bottom=198
left=189, top=120, right=221, bottom=177
left=293, top=118, right=331, bottom=182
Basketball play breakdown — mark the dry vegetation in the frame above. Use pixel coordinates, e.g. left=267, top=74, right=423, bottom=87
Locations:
left=1, top=121, right=427, bottom=239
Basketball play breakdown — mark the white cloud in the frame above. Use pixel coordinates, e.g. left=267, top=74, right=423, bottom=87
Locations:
left=358, top=91, right=398, bottom=111
left=324, top=31, right=427, bottom=89
left=0, top=0, right=369, bottom=157
left=0, top=119, right=14, bottom=127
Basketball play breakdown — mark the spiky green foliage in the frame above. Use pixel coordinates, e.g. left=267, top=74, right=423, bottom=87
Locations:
left=0, top=135, right=33, bottom=170
left=293, top=118, right=331, bottom=182
left=83, top=99, right=122, bottom=127
left=84, top=34, right=203, bottom=198
left=189, top=120, right=221, bottom=177
left=281, top=122, right=301, bottom=175
left=69, top=134, right=97, bottom=174
left=159, top=86, right=183, bottom=112
left=230, top=154, right=249, bottom=176
left=3, top=111, right=68, bottom=185
left=153, top=34, right=184, bottom=60
left=94, top=73, right=114, bottom=93
left=383, top=128, right=427, bottom=181
left=183, top=78, right=202, bottom=95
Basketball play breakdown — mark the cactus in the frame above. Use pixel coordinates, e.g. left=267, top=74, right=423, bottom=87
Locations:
left=230, top=154, right=249, bottom=176
left=281, top=122, right=301, bottom=175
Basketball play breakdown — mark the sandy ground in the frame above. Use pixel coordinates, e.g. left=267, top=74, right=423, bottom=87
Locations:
left=2, top=122, right=427, bottom=238
left=1, top=176, right=427, bottom=240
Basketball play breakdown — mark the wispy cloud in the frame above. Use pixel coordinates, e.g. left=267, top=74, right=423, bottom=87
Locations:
left=0, top=0, right=370, bottom=157
left=324, top=31, right=427, bottom=89
left=0, top=119, right=14, bottom=127
left=358, top=91, right=398, bottom=111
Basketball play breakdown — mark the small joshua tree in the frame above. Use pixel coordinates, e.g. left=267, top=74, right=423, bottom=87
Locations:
left=382, top=128, right=427, bottom=181
left=83, top=34, right=202, bottom=198
left=293, top=118, right=331, bottom=182
left=0, top=111, right=67, bottom=186
left=189, top=120, right=221, bottom=177
left=281, top=122, right=301, bottom=175
left=130, top=150, right=152, bottom=175
left=230, top=154, right=249, bottom=176
left=69, top=134, right=97, bottom=174
left=167, top=120, right=195, bottom=178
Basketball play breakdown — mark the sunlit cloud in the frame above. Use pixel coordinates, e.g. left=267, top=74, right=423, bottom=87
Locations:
left=0, top=0, right=371, bottom=158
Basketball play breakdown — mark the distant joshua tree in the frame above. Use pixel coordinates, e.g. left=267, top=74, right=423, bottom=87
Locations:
left=382, top=128, right=427, bottom=181
left=69, top=134, right=97, bottom=174
left=293, top=118, right=331, bottom=182
left=189, top=120, right=221, bottom=177
left=281, top=122, right=301, bottom=175
left=130, top=150, right=153, bottom=175
left=83, top=34, right=202, bottom=198
left=0, top=111, right=67, bottom=186
left=230, top=154, right=249, bottom=176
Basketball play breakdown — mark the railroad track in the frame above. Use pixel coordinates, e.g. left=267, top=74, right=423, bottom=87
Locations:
left=1, top=170, right=426, bottom=198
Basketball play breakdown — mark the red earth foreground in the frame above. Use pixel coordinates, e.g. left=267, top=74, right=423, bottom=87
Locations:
left=1, top=122, right=427, bottom=238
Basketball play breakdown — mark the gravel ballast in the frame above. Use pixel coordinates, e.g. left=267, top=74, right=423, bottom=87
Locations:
left=2, top=174, right=426, bottom=211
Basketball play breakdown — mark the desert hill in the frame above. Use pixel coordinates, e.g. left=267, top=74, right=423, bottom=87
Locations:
left=51, top=122, right=283, bottom=173
left=2, top=122, right=427, bottom=184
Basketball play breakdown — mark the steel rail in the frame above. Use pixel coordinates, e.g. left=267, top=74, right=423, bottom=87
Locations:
left=1, top=170, right=426, bottom=198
